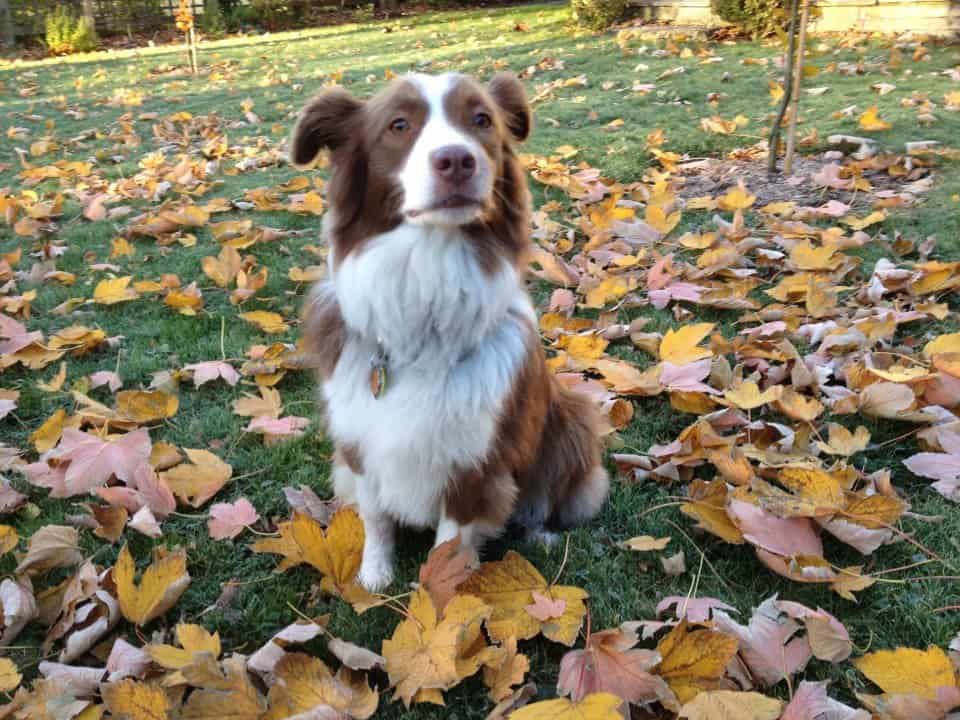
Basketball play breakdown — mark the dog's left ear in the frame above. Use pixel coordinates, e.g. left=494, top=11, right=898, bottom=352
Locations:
left=488, top=73, right=531, bottom=142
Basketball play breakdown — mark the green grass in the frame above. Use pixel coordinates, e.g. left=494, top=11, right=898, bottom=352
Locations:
left=1, top=6, right=959, bottom=717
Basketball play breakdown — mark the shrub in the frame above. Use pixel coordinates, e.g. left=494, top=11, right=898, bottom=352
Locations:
left=711, top=0, right=786, bottom=38
left=570, top=0, right=626, bottom=30
left=200, top=0, right=227, bottom=35
left=44, top=7, right=99, bottom=55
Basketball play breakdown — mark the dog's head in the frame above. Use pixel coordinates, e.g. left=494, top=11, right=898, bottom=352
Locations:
left=290, top=72, right=531, bottom=264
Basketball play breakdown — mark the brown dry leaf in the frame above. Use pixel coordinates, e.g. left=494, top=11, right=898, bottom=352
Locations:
left=381, top=588, right=492, bottom=707
left=457, top=550, right=588, bottom=646
left=264, top=652, right=377, bottom=719
left=679, top=690, right=782, bottom=720
left=101, top=678, right=173, bottom=719
left=510, top=692, right=624, bottom=720
left=116, top=390, right=179, bottom=423
left=114, top=544, right=191, bottom=626
left=622, top=536, right=671, bottom=552
left=653, top=619, right=739, bottom=704
left=853, top=646, right=956, bottom=698
left=160, top=449, right=232, bottom=508
left=15, top=524, right=83, bottom=576
left=419, top=537, right=475, bottom=613
left=660, top=324, right=714, bottom=365
left=290, top=508, right=364, bottom=597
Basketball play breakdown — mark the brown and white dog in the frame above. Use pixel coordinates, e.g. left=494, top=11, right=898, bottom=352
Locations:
left=291, top=72, right=608, bottom=590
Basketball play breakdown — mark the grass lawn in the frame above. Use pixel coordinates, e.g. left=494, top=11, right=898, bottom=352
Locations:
left=1, top=4, right=959, bottom=717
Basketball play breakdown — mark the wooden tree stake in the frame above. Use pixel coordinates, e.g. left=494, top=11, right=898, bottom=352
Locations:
left=767, top=0, right=801, bottom=176
left=784, top=0, right=811, bottom=175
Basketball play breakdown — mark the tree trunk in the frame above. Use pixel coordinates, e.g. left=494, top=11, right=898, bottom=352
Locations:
left=378, top=0, right=398, bottom=16
left=81, top=0, right=96, bottom=28
left=0, top=0, right=14, bottom=49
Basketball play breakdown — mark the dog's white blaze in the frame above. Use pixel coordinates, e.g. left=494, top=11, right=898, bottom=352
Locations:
left=398, top=73, right=492, bottom=223
left=325, top=222, right=534, bottom=539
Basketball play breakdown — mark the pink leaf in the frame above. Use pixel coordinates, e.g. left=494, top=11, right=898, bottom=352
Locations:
left=782, top=681, right=869, bottom=720
left=655, top=595, right=737, bottom=623
left=106, top=638, right=152, bottom=682
left=904, top=452, right=960, bottom=482
left=207, top=497, right=259, bottom=540
left=0, top=398, right=17, bottom=421
left=774, top=600, right=852, bottom=662
left=646, top=254, right=675, bottom=291
left=649, top=282, right=704, bottom=310
left=727, top=498, right=823, bottom=558
left=525, top=591, right=567, bottom=621
left=549, top=289, right=576, bottom=313
left=811, top=163, right=854, bottom=190
left=89, top=371, right=123, bottom=392
left=713, top=596, right=812, bottom=686
left=128, top=506, right=162, bottom=538
left=0, top=314, right=42, bottom=356
left=183, top=360, right=240, bottom=388
left=659, top=359, right=715, bottom=394
left=50, top=428, right=151, bottom=497
left=244, top=415, right=310, bottom=444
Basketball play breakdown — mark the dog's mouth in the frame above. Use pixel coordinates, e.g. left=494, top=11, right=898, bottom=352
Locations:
left=406, top=194, right=483, bottom=218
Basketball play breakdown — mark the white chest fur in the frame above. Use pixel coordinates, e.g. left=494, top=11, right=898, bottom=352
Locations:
left=323, top=222, right=535, bottom=527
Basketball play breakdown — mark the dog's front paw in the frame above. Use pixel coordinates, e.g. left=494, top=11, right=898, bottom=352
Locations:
left=357, top=557, right=394, bottom=593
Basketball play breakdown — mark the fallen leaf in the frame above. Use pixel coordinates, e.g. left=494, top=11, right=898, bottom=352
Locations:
left=160, top=449, right=232, bottom=508
left=853, top=646, right=956, bottom=698
left=653, top=619, right=739, bottom=703
left=114, top=544, right=191, bottom=626
left=207, top=498, right=259, bottom=540
left=680, top=690, right=782, bottom=720
left=510, top=692, right=624, bottom=720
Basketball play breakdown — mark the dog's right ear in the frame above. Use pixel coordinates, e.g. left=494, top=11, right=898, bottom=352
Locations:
left=290, top=89, right=364, bottom=168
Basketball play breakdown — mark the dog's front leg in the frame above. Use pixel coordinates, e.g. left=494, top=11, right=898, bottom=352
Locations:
left=357, top=507, right=395, bottom=592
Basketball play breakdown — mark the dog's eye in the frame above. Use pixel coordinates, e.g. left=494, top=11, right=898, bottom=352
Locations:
left=473, top=112, right=492, bottom=129
left=390, top=117, right=409, bottom=132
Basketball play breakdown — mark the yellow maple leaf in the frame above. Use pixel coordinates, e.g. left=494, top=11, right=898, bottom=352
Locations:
left=483, top=637, right=529, bottom=703
left=923, top=332, right=960, bottom=359
left=251, top=520, right=307, bottom=573
left=646, top=204, right=682, bottom=235
left=680, top=691, right=782, bottom=720
left=239, top=310, right=289, bottom=334
left=556, top=334, right=609, bottom=364
left=511, top=692, right=624, bottom=719
left=789, top=241, right=842, bottom=271
left=264, top=652, right=377, bottom=719
left=842, top=493, right=905, bottom=529
left=859, top=105, right=892, bottom=131
left=111, top=237, right=135, bottom=258
left=290, top=508, right=364, bottom=596
left=93, top=276, right=139, bottom=305
left=722, top=381, right=783, bottom=410
left=772, top=388, right=824, bottom=422
left=0, top=525, right=18, bottom=556
left=681, top=480, right=744, bottom=544
left=233, top=385, right=282, bottom=419
left=854, top=646, right=956, bottom=698
left=659, top=323, right=714, bottom=365
left=148, top=623, right=221, bottom=685
left=0, top=657, right=21, bottom=693
left=717, top=183, right=756, bottom=211
left=457, top=550, right=588, bottom=646
left=165, top=283, right=204, bottom=316
left=37, top=361, right=67, bottom=392
left=161, top=448, right=233, bottom=508
left=115, top=544, right=191, bottom=626
left=653, top=619, right=739, bottom=703
left=116, top=390, right=179, bottom=423
left=583, top=276, right=638, bottom=309
left=180, top=654, right=265, bottom=719
left=202, top=246, right=243, bottom=288
left=382, top=588, right=494, bottom=708
left=101, top=679, right=173, bottom=719
left=815, top=423, right=870, bottom=457
left=30, top=408, right=68, bottom=453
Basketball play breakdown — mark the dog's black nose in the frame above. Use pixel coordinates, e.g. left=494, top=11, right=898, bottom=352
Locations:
left=430, top=145, right=476, bottom=183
